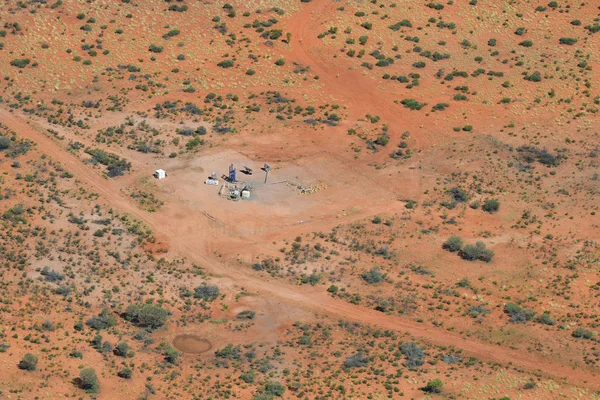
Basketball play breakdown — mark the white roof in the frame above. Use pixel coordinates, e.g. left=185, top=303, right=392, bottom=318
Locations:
left=155, top=169, right=166, bottom=173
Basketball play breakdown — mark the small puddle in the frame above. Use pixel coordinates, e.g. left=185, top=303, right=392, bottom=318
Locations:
left=172, top=334, right=212, bottom=354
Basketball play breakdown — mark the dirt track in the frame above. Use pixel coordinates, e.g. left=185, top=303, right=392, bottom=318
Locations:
left=1, top=102, right=597, bottom=386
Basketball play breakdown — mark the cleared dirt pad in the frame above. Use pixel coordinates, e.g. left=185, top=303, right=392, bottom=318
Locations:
left=172, top=334, right=212, bottom=354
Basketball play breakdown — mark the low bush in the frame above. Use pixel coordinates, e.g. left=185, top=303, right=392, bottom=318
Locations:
left=423, top=379, right=443, bottom=393
left=524, top=71, right=542, bottom=82
left=118, top=367, right=133, bottom=379
left=164, top=346, right=179, bottom=364
left=18, top=353, right=38, bottom=371
left=114, top=342, right=132, bottom=357
left=389, top=20, right=412, bottom=30
left=400, top=342, right=425, bottom=369
left=559, top=37, right=577, bottom=45
left=362, top=267, right=384, bottom=284
left=517, top=145, right=562, bottom=166
left=80, top=368, right=99, bottom=393
left=572, top=328, right=595, bottom=340
left=217, top=59, right=234, bottom=68
left=85, top=148, right=131, bottom=177
left=443, top=236, right=463, bottom=252
left=123, top=303, right=170, bottom=329
left=344, top=352, right=369, bottom=368
left=460, top=241, right=494, bottom=262
left=264, top=381, right=286, bottom=397
left=86, top=308, right=116, bottom=330
left=400, top=99, right=426, bottom=110
left=236, top=310, right=256, bottom=320
left=194, top=283, right=220, bottom=301
left=448, top=186, right=468, bottom=202
left=148, top=44, right=163, bottom=53
left=10, top=58, right=30, bottom=68
left=482, top=198, right=500, bottom=213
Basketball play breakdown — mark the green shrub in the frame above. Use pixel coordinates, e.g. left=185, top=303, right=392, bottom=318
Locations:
left=240, top=370, right=256, bottom=383
left=0, top=136, right=11, bottom=150
left=85, top=148, right=131, bottom=177
left=482, top=198, right=500, bottom=213
left=69, top=349, right=83, bottom=358
left=559, top=37, right=577, bottom=45
left=86, top=308, right=116, bottom=330
left=572, top=328, right=595, bottom=340
left=217, top=59, right=234, bottom=68
left=80, top=368, right=99, bottom=393
left=91, top=334, right=103, bottom=351
left=423, top=379, right=443, bottom=393
left=124, top=303, right=170, bottom=329
left=194, top=283, right=220, bottom=301
left=517, top=146, right=561, bottom=166
left=344, top=352, right=369, bottom=368
left=148, top=44, right=163, bottom=53
left=431, top=103, right=449, bottom=112
left=519, top=40, right=533, bottom=47
left=448, top=186, right=468, bottom=202
left=443, top=236, right=463, bottom=252
left=18, top=353, right=38, bottom=371
left=585, top=24, right=600, bottom=34
left=460, top=241, right=494, bottom=262
left=400, top=342, right=425, bottom=369
left=10, top=58, right=30, bottom=68
left=236, top=310, right=256, bottom=320
left=164, top=29, right=180, bottom=38
left=504, top=302, right=522, bottom=315
left=536, top=312, right=556, bottom=326
left=164, top=346, right=179, bottom=364
left=374, top=134, right=389, bottom=146
left=400, top=99, right=426, bottom=110
left=427, top=2, right=444, bottom=10
left=168, top=4, right=188, bottom=11
left=264, top=381, right=286, bottom=397
left=361, top=267, right=384, bottom=284
left=524, top=71, right=542, bottom=82
left=115, top=342, right=132, bottom=357
left=274, top=58, right=285, bottom=66
left=118, top=367, right=133, bottom=379
left=389, top=20, right=412, bottom=30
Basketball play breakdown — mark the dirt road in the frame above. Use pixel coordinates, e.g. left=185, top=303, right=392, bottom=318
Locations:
left=1, top=107, right=597, bottom=385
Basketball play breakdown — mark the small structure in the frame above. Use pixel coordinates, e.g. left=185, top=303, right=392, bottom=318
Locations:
left=205, top=177, right=219, bottom=186
left=262, top=163, right=272, bottom=184
left=219, top=181, right=252, bottom=201
left=228, top=164, right=237, bottom=182
left=154, top=169, right=167, bottom=179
